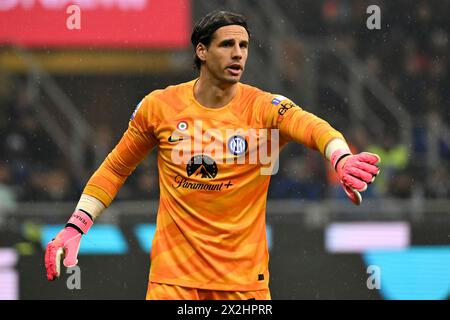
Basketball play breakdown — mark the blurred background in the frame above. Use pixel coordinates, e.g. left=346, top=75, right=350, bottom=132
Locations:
left=0, top=0, right=449, bottom=300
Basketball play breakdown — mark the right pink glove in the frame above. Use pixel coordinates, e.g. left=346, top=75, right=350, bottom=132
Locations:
left=45, top=210, right=93, bottom=281
left=331, top=149, right=381, bottom=205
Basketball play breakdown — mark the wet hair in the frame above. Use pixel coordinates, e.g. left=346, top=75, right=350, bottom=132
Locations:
left=191, top=10, right=250, bottom=70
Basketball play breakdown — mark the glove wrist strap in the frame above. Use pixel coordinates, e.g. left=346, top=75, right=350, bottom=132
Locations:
left=66, top=209, right=94, bottom=235
left=331, top=149, right=352, bottom=171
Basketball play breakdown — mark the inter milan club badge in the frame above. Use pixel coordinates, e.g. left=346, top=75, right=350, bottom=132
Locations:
left=177, top=121, right=188, bottom=131
left=228, top=135, right=248, bottom=156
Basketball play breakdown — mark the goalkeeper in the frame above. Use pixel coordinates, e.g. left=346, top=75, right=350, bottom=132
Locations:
left=45, top=10, right=380, bottom=300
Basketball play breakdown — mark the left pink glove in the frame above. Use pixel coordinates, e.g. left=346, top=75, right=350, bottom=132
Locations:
left=45, top=209, right=93, bottom=281
left=331, top=149, right=381, bottom=205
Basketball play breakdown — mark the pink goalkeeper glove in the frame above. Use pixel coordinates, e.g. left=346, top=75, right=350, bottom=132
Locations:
left=331, top=149, right=381, bottom=205
left=45, top=209, right=93, bottom=281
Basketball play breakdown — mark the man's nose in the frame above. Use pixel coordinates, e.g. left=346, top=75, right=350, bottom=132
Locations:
left=232, top=44, right=242, bottom=59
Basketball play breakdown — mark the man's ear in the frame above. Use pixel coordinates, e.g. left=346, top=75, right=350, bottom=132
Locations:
left=196, top=43, right=207, bottom=63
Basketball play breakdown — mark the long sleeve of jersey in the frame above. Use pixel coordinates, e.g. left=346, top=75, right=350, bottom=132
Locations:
left=255, top=94, right=345, bottom=156
left=83, top=96, right=158, bottom=207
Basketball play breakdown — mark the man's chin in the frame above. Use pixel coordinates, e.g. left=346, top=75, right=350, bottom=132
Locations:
left=223, top=75, right=241, bottom=84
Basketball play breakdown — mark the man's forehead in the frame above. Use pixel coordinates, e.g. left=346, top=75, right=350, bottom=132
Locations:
left=213, top=25, right=249, bottom=41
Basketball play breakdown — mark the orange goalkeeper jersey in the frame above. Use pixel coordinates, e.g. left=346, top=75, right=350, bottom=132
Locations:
left=83, top=79, right=345, bottom=291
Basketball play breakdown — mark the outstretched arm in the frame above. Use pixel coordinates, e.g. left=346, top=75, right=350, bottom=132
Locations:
left=256, top=94, right=381, bottom=205
left=280, top=108, right=381, bottom=205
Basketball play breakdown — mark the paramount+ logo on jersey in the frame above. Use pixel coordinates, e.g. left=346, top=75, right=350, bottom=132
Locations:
left=186, top=155, right=218, bottom=179
left=172, top=154, right=234, bottom=192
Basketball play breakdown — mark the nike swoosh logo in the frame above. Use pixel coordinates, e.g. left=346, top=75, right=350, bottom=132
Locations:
left=168, top=136, right=184, bottom=143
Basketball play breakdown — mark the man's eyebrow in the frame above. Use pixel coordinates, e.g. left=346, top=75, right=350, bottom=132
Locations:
left=218, top=39, right=249, bottom=46
left=218, top=39, right=235, bottom=45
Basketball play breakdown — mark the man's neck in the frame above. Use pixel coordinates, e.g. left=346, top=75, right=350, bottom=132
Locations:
left=193, top=75, right=238, bottom=109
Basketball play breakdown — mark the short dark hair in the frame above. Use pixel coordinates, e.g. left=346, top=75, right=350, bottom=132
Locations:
left=191, top=10, right=250, bottom=70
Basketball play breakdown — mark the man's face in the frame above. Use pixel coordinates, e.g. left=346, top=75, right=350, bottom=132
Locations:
left=198, top=25, right=249, bottom=84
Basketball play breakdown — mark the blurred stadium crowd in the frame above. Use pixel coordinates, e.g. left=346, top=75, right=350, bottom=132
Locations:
left=0, top=0, right=449, bottom=209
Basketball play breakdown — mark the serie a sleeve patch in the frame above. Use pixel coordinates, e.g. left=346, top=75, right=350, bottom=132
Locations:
left=270, top=95, right=288, bottom=106
left=130, top=98, right=144, bottom=120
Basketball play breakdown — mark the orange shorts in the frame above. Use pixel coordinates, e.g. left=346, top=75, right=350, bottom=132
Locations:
left=146, top=282, right=271, bottom=300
